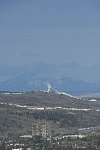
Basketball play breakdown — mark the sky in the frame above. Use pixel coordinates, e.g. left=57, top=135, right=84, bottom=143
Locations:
left=0, top=0, right=100, bottom=67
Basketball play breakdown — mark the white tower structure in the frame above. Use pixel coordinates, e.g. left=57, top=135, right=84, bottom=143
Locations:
left=47, top=84, right=52, bottom=93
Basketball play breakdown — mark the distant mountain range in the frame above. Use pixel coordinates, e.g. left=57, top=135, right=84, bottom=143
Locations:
left=0, top=62, right=100, bottom=95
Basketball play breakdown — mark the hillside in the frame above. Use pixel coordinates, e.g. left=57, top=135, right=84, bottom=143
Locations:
left=1, top=91, right=100, bottom=139
left=0, top=91, right=100, bottom=109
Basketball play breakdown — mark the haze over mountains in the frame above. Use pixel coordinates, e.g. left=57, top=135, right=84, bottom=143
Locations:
left=0, top=62, right=100, bottom=95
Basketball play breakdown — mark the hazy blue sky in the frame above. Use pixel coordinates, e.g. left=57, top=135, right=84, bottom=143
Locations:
left=0, top=0, right=100, bottom=66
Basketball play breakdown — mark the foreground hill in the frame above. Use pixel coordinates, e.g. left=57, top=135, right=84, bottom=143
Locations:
left=1, top=91, right=100, bottom=139
left=0, top=91, right=100, bottom=109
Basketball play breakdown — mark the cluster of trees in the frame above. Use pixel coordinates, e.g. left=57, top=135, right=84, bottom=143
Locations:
left=0, top=136, right=100, bottom=150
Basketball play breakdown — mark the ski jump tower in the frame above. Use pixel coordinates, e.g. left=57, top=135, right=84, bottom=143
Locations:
left=47, top=84, right=52, bottom=93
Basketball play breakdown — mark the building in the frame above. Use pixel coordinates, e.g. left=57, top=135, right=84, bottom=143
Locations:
left=32, top=120, right=51, bottom=138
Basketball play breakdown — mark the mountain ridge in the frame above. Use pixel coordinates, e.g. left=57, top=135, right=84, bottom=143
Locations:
left=0, top=62, right=100, bottom=94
